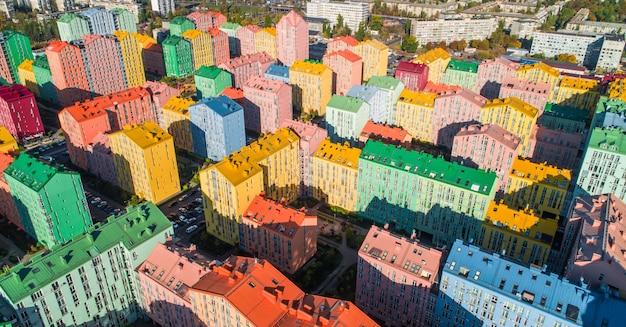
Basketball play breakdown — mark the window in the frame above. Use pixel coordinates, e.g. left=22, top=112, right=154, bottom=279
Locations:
left=458, top=267, right=470, bottom=278
left=565, top=304, right=580, bottom=322
left=540, top=295, right=547, bottom=306
left=556, top=302, right=563, bottom=313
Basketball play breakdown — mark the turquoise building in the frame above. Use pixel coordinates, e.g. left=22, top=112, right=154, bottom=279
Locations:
left=441, top=59, right=479, bottom=91
left=0, top=202, right=173, bottom=327
left=32, top=56, right=58, bottom=105
left=4, top=153, right=92, bottom=247
left=356, top=140, right=497, bottom=246
left=56, top=13, right=90, bottom=42
left=194, top=65, right=232, bottom=98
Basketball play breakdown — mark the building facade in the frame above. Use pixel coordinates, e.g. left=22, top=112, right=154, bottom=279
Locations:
left=242, top=75, right=292, bottom=134
left=276, top=10, right=308, bottom=66
left=326, top=94, right=370, bottom=145
left=394, top=61, right=428, bottom=92
left=475, top=57, right=520, bottom=99
left=440, top=59, right=478, bottom=92
left=162, top=35, right=194, bottom=78
left=480, top=97, right=539, bottom=157
left=218, top=52, right=274, bottom=88
left=499, top=76, right=551, bottom=113
left=194, top=65, right=232, bottom=99
left=394, top=89, right=437, bottom=143
left=322, top=50, right=362, bottom=96
left=0, top=84, right=43, bottom=141
left=289, top=60, right=332, bottom=116
left=306, top=0, right=369, bottom=31
left=0, top=30, right=33, bottom=84
left=354, top=39, right=388, bottom=82
left=161, top=96, right=195, bottom=152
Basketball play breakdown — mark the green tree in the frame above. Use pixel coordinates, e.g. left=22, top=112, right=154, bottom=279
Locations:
left=556, top=53, right=578, bottom=63
left=370, top=15, right=383, bottom=31
left=264, top=15, right=272, bottom=27
left=336, top=14, right=344, bottom=30
left=322, top=22, right=331, bottom=38
left=355, top=22, right=367, bottom=41
left=401, top=35, right=419, bottom=53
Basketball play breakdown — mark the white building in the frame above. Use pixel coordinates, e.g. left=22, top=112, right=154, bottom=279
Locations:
left=410, top=17, right=497, bottom=45
left=511, top=19, right=541, bottom=39
left=326, top=94, right=370, bottom=146
left=0, top=0, right=13, bottom=18
left=151, top=0, right=175, bottom=17
left=597, top=34, right=626, bottom=71
left=306, top=0, right=369, bottom=32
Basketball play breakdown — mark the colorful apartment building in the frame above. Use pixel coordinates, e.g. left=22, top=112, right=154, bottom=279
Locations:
left=354, top=39, right=388, bottom=82
left=181, top=29, right=215, bottom=70
left=431, top=88, right=487, bottom=148
left=357, top=140, right=497, bottom=246
left=540, top=102, right=587, bottom=134
left=187, top=11, right=226, bottom=31
left=235, top=24, right=261, bottom=56
left=310, top=138, right=361, bottom=212
left=56, top=13, right=90, bottom=41
left=326, top=35, right=359, bottom=53
left=113, top=30, right=146, bottom=88
left=499, top=76, right=550, bottom=113
left=356, top=226, right=443, bottom=326
left=219, top=22, right=242, bottom=57
left=394, top=88, right=438, bottom=142
left=592, top=96, right=626, bottom=131
left=359, top=120, right=412, bottom=147
left=289, top=59, right=332, bottom=116
left=240, top=194, right=317, bottom=274
left=209, top=28, right=230, bottom=66
left=32, top=56, right=58, bottom=104
left=367, top=75, right=404, bottom=125
left=0, top=30, right=33, bottom=84
left=554, top=75, right=600, bottom=111
left=218, top=52, right=274, bottom=88
left=80, top=7, right=116, bottom=36
left=276, top=10, right=308, bottom=66
left=422, top=81, right=461, bottom=94
left=111, top=8, right=137, bottom=33
left=162, top=35, right=193, bottom=78
left=161, top=96, right=195, bottom=152
left=452, top=123, right=521, bottom=191
left=322, top=49, right=362, bottom=96
left=413, top=47, right=450, bottom=84
left=0, top=202, right=172, bottom=327
left=394, top=61, right=428, bottom=91
left=0, top=126, right=17, bottom=154
left=480, top=97, right=539, bottom=157
left=527, top=126, right=583, bottom=170
left=441, top=59, right=479, bottom=91
left=109, top=122, right=180, bottom=203
left=143, top=80, right=179, bottom=124
left=0, top=153, right=19, bottom=230
left=475, top=57, right=520, bottom=99
left=280, top=119, right=327, bottom=196
left=17, top=59, right=38, bottom=97
left=188, top=95, right=245, bottom=161
left=45, top=40, right=91, bottom=107
left=4, top=153, right=92, bottom=247
left=254, top=27, right=278, bottom=59
left=86, top=132, right=118, bottom=186
left=326, top=94, right=370, bottom=145
left=140, top=39, right=166, bottom=77
left=136, top=243, right=209, bottom=327
left=242, top=75, right=292, bottom=133
left=0, top=84, right=43, bottom=141
left=79, top=34, right=127, bottom=97
left=194, top=65, right=232, bottom=98
left=189, top=256, right=378, bottom=327
left=516, top=62, right=560, bottom=99
left=169, top=16, right=195, bottom=36
left=220, top=86, right=244, bottom=107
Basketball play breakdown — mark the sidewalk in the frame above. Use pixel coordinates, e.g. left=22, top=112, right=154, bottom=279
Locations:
left=313, top=230, right=358, bottom=295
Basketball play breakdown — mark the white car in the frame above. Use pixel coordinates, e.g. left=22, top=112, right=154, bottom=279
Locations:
left=172, top=222, right=179, bottom=229
left=186, top=225, right=198, bottom=234
left=195, top=197, right=202, bottom=203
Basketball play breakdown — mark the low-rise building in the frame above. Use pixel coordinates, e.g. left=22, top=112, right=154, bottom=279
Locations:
left=410, top=17, right=498, bottom=45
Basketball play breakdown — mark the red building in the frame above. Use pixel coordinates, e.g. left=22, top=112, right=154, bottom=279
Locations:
left=45, top=40, right=91, bottom=107
left=209, top=28, right=230, bottom=66
left=143, top=43, right=166, bottom=77
left=0, top=84, right=43, bottom=141
left=394, top=61, right=429, bottom=91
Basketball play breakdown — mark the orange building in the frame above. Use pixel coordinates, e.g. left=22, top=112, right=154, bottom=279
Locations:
left=45, top=40, right=91, bottom=107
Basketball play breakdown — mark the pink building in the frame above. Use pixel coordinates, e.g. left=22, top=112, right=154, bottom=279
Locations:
left=207, top=11, right=227, bottom=27
left=186, top=12, right=212, bottom=31
left=280, top=119, right=327, bottom=196
left=359, top=120, right=412, bottom=148
left=240, top=194, right=317, bottom=274
left=236, top=25, right=261, bottom=56
left=143, top=43, right=166, bottom=77
left=394, top=61, right=429, bottom=91
left=220, top=86, right=245, bottom=107
left=209, top=28, right=230, bottom=66
left=86, top=132, right=118, bottom=186
left=242, top=75, right=292, bottom=133
left=526, top=125, right=582, bottom=170
left=45, top=40, right=91, bottom=107
left=276, top=10, right=309, bottom=66
left=431, top=88, right=487, bottom=147
left=452, top=123, right=521, bottom=190
left=0, top=85, right=43, bottom=141
left=422, top=81, right=461, bottom=94
left=218, top=52, right=275, bottom=88
left=326, top=36, right=359, bottom=54
left=562, top=194, right=626, bottom=299
left=475, top=57, right=520, bottom=99
left=322, top=50, right=362, bottom=96
left=142, top=80, right=180, bottom=127
left=80, top=34, right=127, bottom=97
left=499, top=76, right=550, bottom=113
left=137, top=243, right=210, bottom=327
left=356, top=225, right=443, bottom=326
left=0, top=152, right=20, bottom=230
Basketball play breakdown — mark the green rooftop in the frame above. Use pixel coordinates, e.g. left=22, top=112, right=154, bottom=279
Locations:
left=595, top=96, right=626, bottom=114
left=57, top=13, right=84, bottom=23
left=162, top=35, right=186, bottom=46
left=446, top=59, right=478, bottom=73
left=219, top=22, right=242, bottom=30
left=367, top=75, right=402, bottom=91
left=360, top=140, right=497, bottom=195
left=327, top=94, right=367, bottom=113
left=0, top=202, right=171, bottom=303
left=543, top=102, right=589, bottom=120
left=588, top=127, right=626, bottom=154
left=33, top=56, right=49, bottom=70
left=171, top=16, right=193, bottom=25
left=195, top=65, right=227, bottom=79
left=4, top=153, right=73, bottom=192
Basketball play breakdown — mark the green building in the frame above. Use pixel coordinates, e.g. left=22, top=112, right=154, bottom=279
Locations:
left=219, top=22, right=242, bottom=57
left=56, top=13, right=90, bottom=42
left=162, top=35, right=194, bottom=78
left=194, top=65, right=232, bottom=98
left=441, top=59, right=479, bottom=92
left=111, top=8, right=137, bottom=33
left=0, top=30, right=33, bottom=84
left=32, top=56, right=58, bottom=105
left=540, top=102, right=588, bottom=134
left=169, top=16, right=195, bottom=37
left=356, top=140, right=497, bottom=246
left=4, top=153, right=92, bottom=248
left=0, top=202, right=173, bottom=327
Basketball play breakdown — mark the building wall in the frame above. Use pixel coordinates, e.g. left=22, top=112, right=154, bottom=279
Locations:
left=0, top=31, right=34, bottom=85
left=441, top=64, right=478, bottom=92
left=162, top=35, right=194, bottom=78
left=17, top=59, right=39, bottom=98
left=276, top=11, right=308, bottom=66
left=242, top=75, right=292, bottom=134
left=394, top=89, right=437, bottom=142
left=58, top=14, right=90, bottom=42
left=326, top=94, right=370, bottom=145
left=32, top=56, right=58, bottom=105
left=413, top=48, right=451, bottom=86
left=81, top=34, right=127, bottom=97
left=194, top=67, right=232, bottom=99
left=289, top=60, right=332, bottom=116
left=475, top=57, right=520, bottom=99
left=45, top=41, right=91, bottom=107
left=306, top=0, right=369, bottom=31
left=431, top=89, right=486, bottom=148
left=182, top=30, right=215, bottom=70
left=0, top=85, right=44, bottom=141
left=218, top=52, right=274, bottom=89
left=0, top=153, right=20, bottom=229
left=410, top=17, right=497, bottom=44
left=209, top=28, right=230, bottom=66
left=515, top=63, right=560, bottom=99
left=526, top=126, right=582, bottom=170
left=354, top=40, right=388, bottom=82
left=162, top=96, right=194, bottom=152
left=114, top=31, right=146, bottom=88
left=499, top=76, right=550, bottom=113
left=480, top=97, right=539, bottom=157
left=254, top=28, right=277, bottom=60
left=236, top=25, right=260, bottom=56
left=554, top=76, right=600, bottom=111
left=323, top=50, right=362, bottom=96
left=394, top=62, right=428, bottom=92
left=366, top=76, right=404, bottom=125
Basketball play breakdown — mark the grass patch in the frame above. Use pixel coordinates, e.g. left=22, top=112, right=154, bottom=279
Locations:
left=292, top=244, right=342, bottom=293
left=325, top=263, right=357, bottom=302
left=190, top=229, right=235, bottom=258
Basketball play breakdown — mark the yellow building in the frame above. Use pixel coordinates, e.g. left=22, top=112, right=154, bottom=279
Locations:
left=413, top=47, right=451, bottom=84
left=131, top=32, right=158, bottom=48
left=161, top=96, right=195, bottom=152
left=109, top=121, right=180, bottom=204
left=199, top=128, right=301, bottom=245
left=503, top=158, right=571, bottom=217
left=114, top=30, right=147, bottom=88
left=310, top=138, right=361, bottom=212
left=254, top=27, right=277, bottom=60
left=181, top=29, right=215, bottom=70
left=354, top=39, right=388, bottom=82
left=394, top=89, right=438, bottom=142
left=480, top=97, right=539, bottom=157
left=0, top=126, right=18, bottom=154
left=478, top=201, right=557, bottom=266
left=17, top=59, right=38, bottom=97
left=516, top=62, right=560, bottom=99
left=289, top=60, right=333, bottom=116
left=554, top=75, right=600, bottom=112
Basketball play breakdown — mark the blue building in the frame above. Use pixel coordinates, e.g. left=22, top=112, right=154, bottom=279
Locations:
left=80, top=8, right=116, bottom=37
left=189, top=95, right=245, bottom=161
left=436, top=240, right=626, bottom=327
left=264, top=63, right=290, bottom=84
